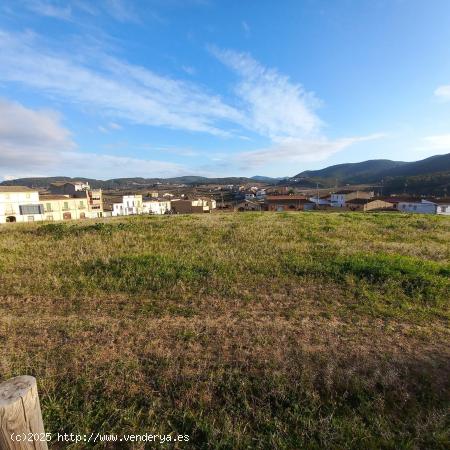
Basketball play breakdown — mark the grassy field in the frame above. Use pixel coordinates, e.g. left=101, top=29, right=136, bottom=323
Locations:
left=0, top=212, right=449, bottom=449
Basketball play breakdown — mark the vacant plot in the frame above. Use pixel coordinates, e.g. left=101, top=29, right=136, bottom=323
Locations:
left=0, top=212, right=449, bottom=449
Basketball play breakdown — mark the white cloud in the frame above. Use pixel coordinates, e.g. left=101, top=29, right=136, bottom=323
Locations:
left=0, top=98, right=186, bottom=180
left=103, top=0, right=139, bottom=23
left=242, top=21, right=250, bottom=37
left=210, top=47, right=321, bottom=140
left=209, top=47, right=383, bottom=171
left=181, top=65, right=196, bottom=75
left=108, top=122, right=122, bottom=130
left=0, top=30, right=245, bottom=136
left=25, top=0, right=72, bottom=20
left=422, top=134, right=450, bottom=151
left=0, top=98, right=75, bottom=170
left=434, top=85, right=450, bottom=101
left=0, top=30, right=383, bottom=176
left=235, top=134, right=385, bottom=169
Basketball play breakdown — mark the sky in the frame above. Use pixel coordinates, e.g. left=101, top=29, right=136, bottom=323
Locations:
left=1, top=0, right=450, bottom=180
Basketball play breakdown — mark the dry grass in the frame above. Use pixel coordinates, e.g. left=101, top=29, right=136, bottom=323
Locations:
left=0, top=212, right=449, bottom=449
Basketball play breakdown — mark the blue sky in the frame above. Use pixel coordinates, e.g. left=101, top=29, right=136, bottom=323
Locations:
left=1, top=0, right=450, bottom=180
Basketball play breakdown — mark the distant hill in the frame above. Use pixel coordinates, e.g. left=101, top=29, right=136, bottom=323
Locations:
left=289, top=153, right=450, bottom=195
left=0, top=175, right=276, bottom=190
left=2, top=153, right=449, bottom=195
left=294, top=160, right=407, bottom=183
left=250, top=175, right=287, bottom=182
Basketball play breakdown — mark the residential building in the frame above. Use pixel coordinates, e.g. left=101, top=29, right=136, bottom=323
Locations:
left=49, top=181, right=103, bottom=218
left=346, top=198, right=394, bottom=212
left=434, top=199, right=450, bottom=215
left=142, top=199, right=171, bottom=215
left=0, top=186, right=44, bottom=223
left=235, top=200, right=263, bottom=211
left=256, top=189, right=267, bottom=199
left=40, top=195, right=90, bottom=221
left=397, top=199, right=450, bottom=215
left=265, top=195, right=315, bottom=211
left=330, top=190, right=374, bottom=208
left=308, top=195, right=331, bottom=207
left=112, top=195, right=143, bottom=216
left=171, top=198, right=216, bottom=214
left=49, top=181, right=90, bottom=195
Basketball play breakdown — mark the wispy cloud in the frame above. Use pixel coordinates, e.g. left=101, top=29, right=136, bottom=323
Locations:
left=421, top=134, right=450, bottom=151
left=234, top=134, right=385, bottom=169
left=103, top=0, right=139, bottom=23
left=210, top=47, right=321, bottom=140
left=209, top=47, right=382, bottom=170
left=241, top=20, right=250, bottom=37
left=181, top=65, right=196, bottom=76
left=0, top=30, right=242, bottom=136
left=24, top=0, right=72, bottom=20
left=434, top=85, right=450, bottom=101
left=0, top=28, right=382, bottom=176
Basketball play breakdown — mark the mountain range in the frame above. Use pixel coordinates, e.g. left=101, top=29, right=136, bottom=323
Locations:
left=1, top=153, right=449, bottom=195
left=290, top=153, right=450, bottom=195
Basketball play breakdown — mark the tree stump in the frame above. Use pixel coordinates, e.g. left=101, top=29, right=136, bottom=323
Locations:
left=0, top=376, right=48, bottom=450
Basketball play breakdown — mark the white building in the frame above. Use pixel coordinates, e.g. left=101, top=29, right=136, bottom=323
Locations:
left=309, top=195, right=331, bottom=206
left=112, top=195, right=143, bottom=216
left=256, top=189, right=267, bottom=199
left=192, top=198, right=216, bottom=211
left=330, top=190, right=374, bottom=208
left=398, top=199, right=450, bottom=215
left=142, top=200, right=171, bottom=215
left=0, top=186, right=45, bottom=224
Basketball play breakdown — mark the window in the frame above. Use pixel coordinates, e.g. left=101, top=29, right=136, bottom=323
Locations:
left=79, top=201, right=84, bottom=207
left=27, top=215, right=34, bottom=222
left=46, top=203, right=52, bottom=212
left=19, top=204, right=44, bottom=215
left=63, top=202, right=69, bottom=210
left=46, top=215, right=54, bottom=221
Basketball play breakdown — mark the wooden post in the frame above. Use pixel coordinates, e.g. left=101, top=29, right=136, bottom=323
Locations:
left=0, top=376, right=48, bottom=450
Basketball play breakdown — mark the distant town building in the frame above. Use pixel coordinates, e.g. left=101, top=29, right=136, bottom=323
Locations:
left=398, top=199, right=450, bottom=215
left=330, top=190, right=374, bottom=208
left=346, top=198, right=394, bottom=212
left=142, top=199, right=171, bottom=215
left=0, top=186, right=44, bottom=223
left=308, top=195, right=331, bottom=206
left=112, top=195, right=143, bottom=216
left=265, top=195, right=315, bottom=212
left=40, top=195, right=90, bottom=221
left=49, top=181, right=90, bottom=195
left=171, top=198, right=216, bottom=214
left=49, top=181, right=103, bottom=218
left=235, top=200, right=263, bottom=212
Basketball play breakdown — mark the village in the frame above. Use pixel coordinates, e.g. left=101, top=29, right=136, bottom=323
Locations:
left=0, top=180, right=449, bottom=224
